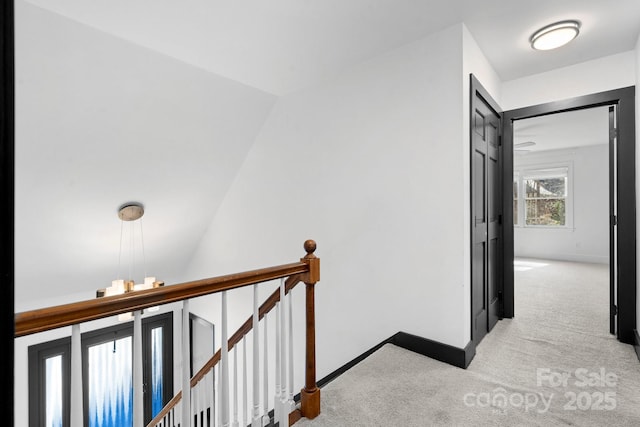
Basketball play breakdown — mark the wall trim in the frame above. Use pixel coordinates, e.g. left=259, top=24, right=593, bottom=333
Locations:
left=512, top=253, right=609, bottom=265
left=390, top=332, right=475, bottom=369
left=315, top=331, right=475, bottom=391
left=316, top=336, right=394, bottom=389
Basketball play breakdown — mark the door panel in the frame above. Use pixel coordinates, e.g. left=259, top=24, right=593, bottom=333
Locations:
left=471, top=74, right=502, bottom=347
left=487, top=119, right=501, bottom=330
left=473, top=243, right=487, bottom=335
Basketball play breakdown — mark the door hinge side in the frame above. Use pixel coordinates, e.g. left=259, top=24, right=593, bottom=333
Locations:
left=612, top=305, right=618, bottom=315
left=612, top=215, right=618, bottom=226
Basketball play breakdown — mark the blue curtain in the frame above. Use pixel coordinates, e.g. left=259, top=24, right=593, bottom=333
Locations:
left=88, top=337, right=133, bottom=427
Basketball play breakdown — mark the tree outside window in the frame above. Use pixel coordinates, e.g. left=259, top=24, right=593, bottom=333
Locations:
left=513, top=166, right=570, bottom=228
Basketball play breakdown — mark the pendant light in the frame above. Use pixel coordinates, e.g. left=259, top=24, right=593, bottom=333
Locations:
left=97, top=202, right=163, bottom=319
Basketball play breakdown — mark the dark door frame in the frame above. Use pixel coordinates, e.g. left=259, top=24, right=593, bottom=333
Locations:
left=1, top=0, right=15, bottom=423
left=501, top=86, right=636, bottom=345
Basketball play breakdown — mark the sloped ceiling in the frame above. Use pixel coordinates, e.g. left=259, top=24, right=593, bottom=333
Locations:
left=14, top=0, right=640, bottom=309
left=21, top=0, right=640, bottom=95
left=15, top=2, right=277, bottom=309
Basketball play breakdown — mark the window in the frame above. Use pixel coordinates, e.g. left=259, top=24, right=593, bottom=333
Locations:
left=29, top=313, right=173, bottom=427
left=83, top=325, right=134, bottom=427
left=28, top=337, right=71, bottom=427
left=513, top=165, right=572, bottom=228
left=142, top=313, right=174, bottom=421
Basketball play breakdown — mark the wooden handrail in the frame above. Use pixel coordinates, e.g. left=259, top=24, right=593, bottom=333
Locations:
left=15, top=261, right=309, bottom=337
left=147, top=274, right=304, bottom=427
left=16, top=239, right=321, bottom=427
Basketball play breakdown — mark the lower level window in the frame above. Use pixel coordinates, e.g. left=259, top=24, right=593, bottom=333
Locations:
left=86, top=334, right=133, bottom=427
left=29, top=337, right=71, bottom=427
left=29, top=312, right=173, bottom=427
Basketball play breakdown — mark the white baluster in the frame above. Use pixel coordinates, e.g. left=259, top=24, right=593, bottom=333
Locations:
left=202, top=377, right=208, bottom=426
left=252, top=284, right=262, bottom=427
left=232, top=345, right=239, bottom=427
left=262, top=314, right=270, bottom=426
left=221, top=291, right=230, bottom=427
left=274, top=302, right=281, bottom=423
left=192, top=381, right=196, bottom=427
left=134, top=310, right=144, bottom=427
left=279, top=279, right=288, bottom=426
left=204, top=370, right=213, bottom=427
left=195, top=380, right=201, bottom=427
left=182, top=300, right=191, bottom=427
left=287, top=290, right=295, bottom=412
left=217, top=363, right=221, bottom=427
left=243, top=335, right=248, bottom=427
left=70, top=324, right=83, bottom=427
left=175, top=401, right=181, bottom=427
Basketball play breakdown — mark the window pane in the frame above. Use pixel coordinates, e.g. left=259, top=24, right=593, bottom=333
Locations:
left=526, top=199, right=566, bottom=226
left=88, top=336, right=133, bottom=427
left=525, top=177, right=566, bottom=198
left=45, top=355, right=63, bottom=427
left=151, top=327, right=163, bottom=418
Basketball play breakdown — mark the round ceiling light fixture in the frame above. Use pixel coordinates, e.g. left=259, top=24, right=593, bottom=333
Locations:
left=118, top=202, right=144, bottom=221
left=530, top=20, right=581, bottom=51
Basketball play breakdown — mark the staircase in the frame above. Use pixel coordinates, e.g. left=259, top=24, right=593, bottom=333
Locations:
left=15, top=240, right=321, bottom=427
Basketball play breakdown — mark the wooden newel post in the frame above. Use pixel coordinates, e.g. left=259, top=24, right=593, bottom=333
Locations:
left=300, top=239, right=321, bottom=419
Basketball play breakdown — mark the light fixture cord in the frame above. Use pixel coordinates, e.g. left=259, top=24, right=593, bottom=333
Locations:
left=140, top=217, right=147, bottom=279
left=129, top=220, right=134, bottom=281
left=117, top=218, right=124, bottom=280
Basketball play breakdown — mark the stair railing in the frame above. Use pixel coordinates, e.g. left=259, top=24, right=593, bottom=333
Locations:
left=15, top=239, right=321, bottom=427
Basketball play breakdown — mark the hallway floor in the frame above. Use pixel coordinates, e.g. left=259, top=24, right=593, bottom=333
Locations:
left=296, top=259, right=640, bottom=426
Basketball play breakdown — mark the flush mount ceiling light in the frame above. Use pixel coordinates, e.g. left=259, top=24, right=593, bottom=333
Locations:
left=530, top=20, right=581, bottom=50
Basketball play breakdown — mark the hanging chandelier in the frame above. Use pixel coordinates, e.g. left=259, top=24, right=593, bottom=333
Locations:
left=97, top=202, right=163, bottom=319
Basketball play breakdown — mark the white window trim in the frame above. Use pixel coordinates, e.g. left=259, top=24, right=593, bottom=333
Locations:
left=514, top=161, right=574, bottom=230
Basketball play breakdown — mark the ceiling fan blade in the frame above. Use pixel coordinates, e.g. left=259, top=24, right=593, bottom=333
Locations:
left=514, top=141, right=536, bottom=148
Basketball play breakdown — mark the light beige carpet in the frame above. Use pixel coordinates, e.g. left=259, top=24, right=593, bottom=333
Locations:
left=296, top=259, right=640, bottom=426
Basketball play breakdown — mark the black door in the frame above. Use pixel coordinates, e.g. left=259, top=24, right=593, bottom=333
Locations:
left=471, top=75, right=502, bottom=346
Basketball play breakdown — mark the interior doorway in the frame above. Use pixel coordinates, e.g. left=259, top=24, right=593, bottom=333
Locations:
left=511, top=106, right=612, bottom=335
left=501, top=86, right=636, bottom=345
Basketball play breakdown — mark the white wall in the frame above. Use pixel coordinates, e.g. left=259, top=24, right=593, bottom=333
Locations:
left=514, top=145, right=609, bottom=264
left=502, top=51, right=636, bottom=110
left=14, top=1, right=277, bottom=311
left=183, top=24, right=503, bottom=393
